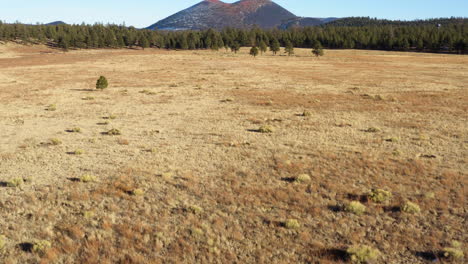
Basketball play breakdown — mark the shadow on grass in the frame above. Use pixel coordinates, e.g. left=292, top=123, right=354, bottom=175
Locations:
left=18, top=242, right=33, bottom=252
left=311, top=248, right=349, bottom=262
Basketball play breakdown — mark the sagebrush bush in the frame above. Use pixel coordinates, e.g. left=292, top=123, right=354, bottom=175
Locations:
left=6, top=178, right=24, bottom=187
left=345, top=201, right=366, bottom=215
left=49, top=138, right=62, bottom=145
left=295, top=174, right=311, bottom=183
left=258, top=125, right=274, bottom=133
left=443, top=241, right=464, bottom=260
left=368, top=189, right=392, bottom=203
left=32, top=240, right=51, bottom=255
left=96, top=76, right=108, bottom=90
left=0, top=235, right=5, bottom=250
left=80, top=175, right=96, bottom=183
left=347, top=245, right=380, bottom=263
left=130, top=188, right=145, bottom=196
left=284, top=219, right=300, bottom=229
left=105, top=128, right=121, bottom=135
left=401, top=201, right=421, bottom=214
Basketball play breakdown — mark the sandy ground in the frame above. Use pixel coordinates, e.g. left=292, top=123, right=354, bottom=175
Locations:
left=0, top=44, right=466, bottom=263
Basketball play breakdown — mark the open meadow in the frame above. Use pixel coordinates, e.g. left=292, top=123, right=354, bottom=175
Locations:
left=0, top=43, right=466, bottom=263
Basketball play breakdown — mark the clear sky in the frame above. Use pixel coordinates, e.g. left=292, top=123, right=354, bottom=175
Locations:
left=1, top=0, right=467, bottom=28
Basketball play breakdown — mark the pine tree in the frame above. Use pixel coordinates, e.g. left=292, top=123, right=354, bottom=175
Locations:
left=250, top=46, right=259, bottom=57
left=312, top=41, right=324, bottom=57
left=140, top=36, right=150, bottom=49
left=230, top=42, right=240, bottom=53
left=259, top=40, right=267, bottom=54
left=96, top=76, right=109, bottom=90
left=270, top=38, right=280, bottom=55
left=284, top=41, right=294, bottom=56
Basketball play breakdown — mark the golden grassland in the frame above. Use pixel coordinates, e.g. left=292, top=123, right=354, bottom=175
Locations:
left=0, top=43, right=467, bottom=263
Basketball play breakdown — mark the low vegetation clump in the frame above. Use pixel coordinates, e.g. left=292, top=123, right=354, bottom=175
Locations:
left=345, top=201, right=366, bottom=215
left=6, top=178, right=24, bottom=187
left=188, top=205, right=204, bottom=214
left=67, top=127, right=81, bottom=133
left=385, top=137, right=400, bottom=142
left=72, top=149, right=84, bottom=155
left=442, top=241, right=464, bottom=260
left=79, top=175, right=96, bottom=183
left=295, top=174, right=311, bottom=183
left=49, top=138, right=62, bottom=145
left=103, top=114, right=117, bottom=120
left=365, top=127, right=381, bottom=133
left=0, top=235, right=5, bottom=250
left=82, top=211, right=95, bottom=219
left=96, top=76, right=108, bottom=90
left=368, top=189, right=392, bottom=203
left=401, top=201, right=421, bottom=214
left=284, top=219, right=300, bottom=229
left=105, top=128, right=121, bottom=135
left=258, top=125, right=274, bottom=133
left=347, top=245, right=380, bottom=263
left=140, top=89, right=157, bottom=95
left=302, top=111, right=312, bottom=117
left=45, top=104, right=57, bottom=111
left=32, top=240, right=52, bottom=255
left=130, top=188, right=145, bottom=196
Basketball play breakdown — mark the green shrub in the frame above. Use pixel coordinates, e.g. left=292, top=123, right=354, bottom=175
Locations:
left=347, top=245, right=380, bottom=263
left=32, top=240, right=52, bottom=255
left=45, top=104, right=57, bottom=111
left=295, top=174, right=311, bottom=183
left=130, top=188, right=145, bottom=196
left=188, top=205, right=204, bottom=214
left=73, top=149, right=84, bottom=155
left=49, top=138, right=62, bottom=145
left=443, top=247, right=464, bottom=260
left=302, top=111, right=312, bottom=117
left=442, top=241, right=464, bottom=260
left=258, top=125, right=274, bottom=133
left=6, top=178, right=24, bottom=187
left=284, top=219, right=300, bottom=229
left=80, top=175, right=96, bottom=183
left=0, top=235, right=5, bottom=250
left=365, top=127, right=381, bottom=133
left=368, top=189, right=392, bottom=203
left=401, top=201, right=421, bottom=214
left=96, top=76, right=108, bottom=90
left=105, top=128, right=121, bottom=135
left=345, top=201, right=366, bottom=215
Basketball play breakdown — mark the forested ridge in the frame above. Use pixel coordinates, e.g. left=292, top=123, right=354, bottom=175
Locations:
left=0, top=17, right=466, bottom=54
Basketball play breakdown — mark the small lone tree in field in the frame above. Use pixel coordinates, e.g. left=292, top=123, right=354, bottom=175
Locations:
left=96, top=76, right=108, bottom=90
left=230, top=42, right=240, bottom=54
left=250, top=46, right=259, bottom=58
left=270, top=39, right=280, bottom=55
left=259, top=40, right=268, bottom=54
left=285, top=41, right=294, bottom=56
left=312, top=41, right=324, bottom=58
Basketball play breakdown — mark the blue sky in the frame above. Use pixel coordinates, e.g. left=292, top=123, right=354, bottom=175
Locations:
left=1, top=0, right=467, bottom=28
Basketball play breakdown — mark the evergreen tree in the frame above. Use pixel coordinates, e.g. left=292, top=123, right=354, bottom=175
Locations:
left=312, top=41, right=324, bottom=57
left=230, top=42, right=241, bottom=54
left=250, top=46, right=259, bottom=57
left=284, top=41, right=294, bottom=56
left=270, top=38, right=280, bottom=55
left=140, top=36, right=150, bottom=49
left=259, top=40, right=267, bottom=54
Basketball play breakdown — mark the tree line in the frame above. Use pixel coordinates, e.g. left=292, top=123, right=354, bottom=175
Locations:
left=0, top=18, right=466, bottom=54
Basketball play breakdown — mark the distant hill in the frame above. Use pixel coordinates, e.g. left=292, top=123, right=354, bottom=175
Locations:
left=147, top=0, right=335, bottom=30
left=325, top=17, right=468, bottom=27
left=45, top=21, right=66, bottom=26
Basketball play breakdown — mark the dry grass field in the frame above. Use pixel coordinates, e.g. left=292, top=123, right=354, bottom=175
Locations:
left=0, top=43, right=466, bottom=263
